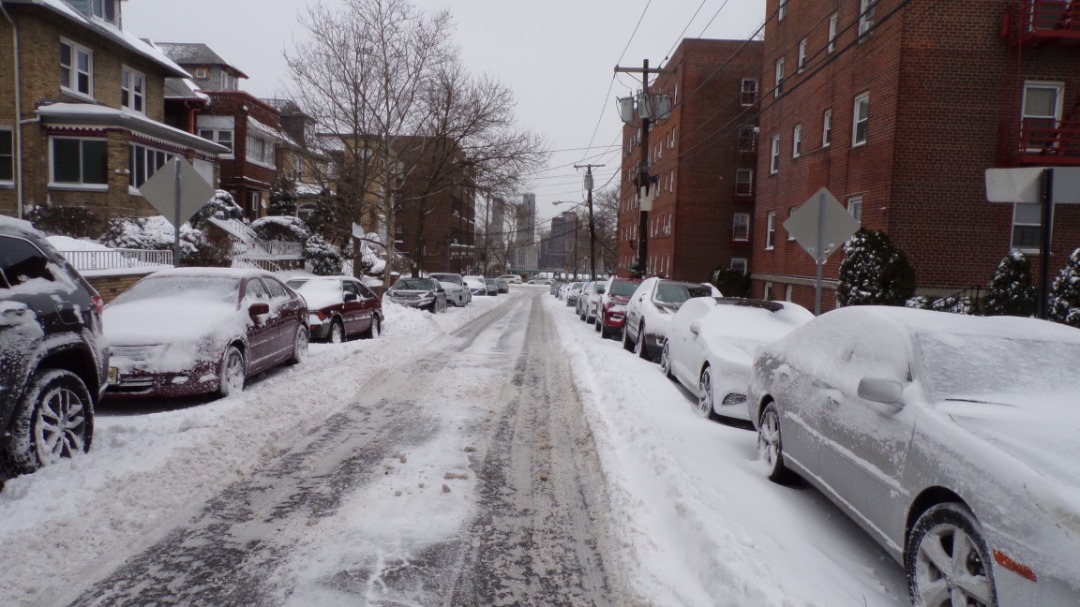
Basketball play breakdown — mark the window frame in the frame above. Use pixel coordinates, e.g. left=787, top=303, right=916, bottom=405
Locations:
left=859, top=0, right=878, bottom=39
left=798, top=39, right=808, bottom=73
left=198, top=129, right=234, bottom=157
left=792, top=124, right=802, bottom=158
left=733, top=212, right=751, bottom=241
left=774, top=58, right=785, bottom=97
left=778, top=0, right=787, bottom=21
left=49, top=136, right=108, bottom=189
left=765, top=210, right=777, bottom=250
left=128, top=143, right=174, bottom=190
left=731, top=257, right=748, bottom=275
left=121, top=66, right=146, bottom=114
left=245, top=134, right=275, bottom=168
left=847, top=196, right=864, bottom=224
left=735, top=169, right=754, bottom=197
left=1021, top=81, right=1064, bottom=152
left=852, top=93, right=870, bottom=147
left=0, top=127, right=13, bottom=185
left=1011, top=203, right=1042, bottom=252
left=60, top=38, right=94, bottom=99
left=770, top=135, right=780, bottom=174
left=828, top=13, right=838, bottom=52
left=738, top=125, right=756, bottom=152
left=740, top=78, right=759, bottom=107
left=822, top=108, right=833, bottom=147
left=787, top=207, right=797, bottom=241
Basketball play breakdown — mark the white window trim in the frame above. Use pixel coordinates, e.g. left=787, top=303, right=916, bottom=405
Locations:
left=770, top=135, right=780, bottom=174
left=828, top=13, right=838, bottom=53
left=741, top=78, right=758, bottom=107
left=121, top=66, right=146, bottom=114
left=798, top=39, right=808, bottom=73
left=1021, top=80, right=1064, bottom=152
left=1012, top=202, right=1042, bottom=253
left=735, top=169, right=753, bottom=196
left=246, top=134, right=276, bottom=169
left=822, top=109, right=833, bottom=147
left=852, top=93, right=870, bottom=147
left=847, top=196, right=864, bottom=224
left=792, top=124, right=802, bottom=158
left=765, top=211, right=776, bottom=250
left=0, top=126, right=13, bottom=186
left=787, top=207, right=796, bottom=241
left=859, top=0, right=878, bottom=38
left=764, top=282, right=774, bottom=301
left=778, top=0, right=787, bottom=21
left=60, top=38, right=94, bottom=100
left=774, top=58, right=784, bottom=98
left=48, top=136, right=108, bottom=190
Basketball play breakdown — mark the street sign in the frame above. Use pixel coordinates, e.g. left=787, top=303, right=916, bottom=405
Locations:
left=139, top=158, right=216, bottom=226
left=986, top=167, right=1080, bottom=204
left=784, top=187, right=861, bottom=262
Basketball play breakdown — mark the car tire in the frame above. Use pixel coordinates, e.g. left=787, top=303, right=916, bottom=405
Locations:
left=329, top=319, right=346, bottom=344
left=660, top=340, right=674, bottom=379
left=363, top=315, right=382, bottom=339
left=1, top=369, right=93, bottom=476
left=218, top=345, right=246, bottom=397
left=906, top=503, right=996, bottom=607
left=288, top=325, right=309, bottom=365
left=622, top=324, right=635, bottom=351
left=697, top=367, right=721, bottom=421
left=758, top=401, right=795, bottom=484
left=636, top=323, right=651, bottom=361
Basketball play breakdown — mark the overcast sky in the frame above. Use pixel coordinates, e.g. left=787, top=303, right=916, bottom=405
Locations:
left=124, top=0, right=763, bottom=225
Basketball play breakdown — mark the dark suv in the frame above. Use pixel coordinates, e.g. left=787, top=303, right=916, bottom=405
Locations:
left=0, top=217, right=107, bottom=480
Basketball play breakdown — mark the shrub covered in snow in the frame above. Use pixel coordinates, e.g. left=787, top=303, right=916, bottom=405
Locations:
left=26, top=203, right=102, bottom=238
left=1049, top=248, right=1080, bottom=328
left=837, top=229, right=916, bottom=307
left=251, top=215, right=311, bottom=243
left=984, top=250, right=1037, bottom=317
left=192, top=190, right=244, bottom=223
left=268, top=177, right=298, bottom=216
left=99, top=216, right=229, bottom=267
left=305, top=234, right=343, bottom=275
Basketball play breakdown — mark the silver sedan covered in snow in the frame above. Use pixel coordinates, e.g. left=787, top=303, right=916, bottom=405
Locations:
left=622, top=277, right=719, bottom=361
left=748, top=306, right=1080, bottom=606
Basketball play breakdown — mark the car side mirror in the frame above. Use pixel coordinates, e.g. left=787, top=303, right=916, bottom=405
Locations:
left=689, top=320, right=701, bottom=335
left=248, top=302, right=270, bottom=317
left=857, top=377, right=904, bottom=407
left=344, top=292, right=358, bottom=302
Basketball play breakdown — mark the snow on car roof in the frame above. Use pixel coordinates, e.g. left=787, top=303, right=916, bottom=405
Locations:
left=825, top=305, right=1080, bottom=344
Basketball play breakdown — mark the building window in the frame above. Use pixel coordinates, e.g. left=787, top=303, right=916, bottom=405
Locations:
left=60, top=39, right=93, bottom=97
left=778, top=0, right=787, bottom=21
left=792, top=124, right=802, bottom=158
left=129, top=144, right=173, bottom=189
left=766, top=211, right=777, bottom=250
left=822, top=109, right=833, bottom=147
left=764, top=282, right=774, bottom=301
left=828, top=13, right=838, bottom=52
left=0, top=128, right=12, bottom=183
left=220, top=71, right=237, bottom=90
left=51, top=137, right=108, bottom=186
left=859, top=0, right=878, bottom=38
left=770, top=135, right=780, bottom=174
left=798, top=39, right=808, bottom=72
left=847, top=196, right=863, bottom=223
left=733, top=212, right=751, bottom=241
left=199, top=129, right=234, bottom=156
left=741, top=78, right=758, bottom=106
left=731, top=258, right=748, bottom=275
left=121, top=67, right=146, bottom=114
left=246, top=135, right=275, bottom=167
left=193, top=68, right=208, bottom=79
left=852, top=93, right=870, bottom=146
left=774, top=58, right=784, bottom=97
left=90, top=0, right=118, bottom=23
left=739, top=126, right=756, bottom=152
left=1012, top=203, right=1042, bottom=251
left=1022, top=81, right=1063, bottom=152
left=249, top=191, right=261, bottom=213
left=787, top=207, right=796, bottom=240
left=736, top=169, right=753, bottom=196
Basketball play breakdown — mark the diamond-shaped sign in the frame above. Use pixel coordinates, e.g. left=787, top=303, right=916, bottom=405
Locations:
left=139, top=159, right=216, bottom=227
left=784, top=187, right=861, bottom=262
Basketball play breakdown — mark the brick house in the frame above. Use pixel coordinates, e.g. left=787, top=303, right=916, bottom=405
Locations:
left=156, top=42, right=282, bottom=221
left=753, top=0, right=1080, bottom=309
left=262, top=98, right=332, bottom=215
left=617, top=39, right=764, bottom=283
left=0, top=0, right=226, bottom=231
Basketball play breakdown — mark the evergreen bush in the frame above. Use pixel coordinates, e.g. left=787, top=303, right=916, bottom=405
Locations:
left=984, top=251, right=1036, bottom=317
left=836, top=228, right=916, bottom=307
left=1049, top=248, right=1080, bottom=328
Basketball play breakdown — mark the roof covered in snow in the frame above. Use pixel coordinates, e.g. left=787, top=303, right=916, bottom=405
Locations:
left=155, top=42, right=249, bottom=78
left=36, top=103, right=227, bottom=155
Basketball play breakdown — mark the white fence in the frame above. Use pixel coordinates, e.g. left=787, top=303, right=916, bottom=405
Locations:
left=60, top=249, right=173, bottom=272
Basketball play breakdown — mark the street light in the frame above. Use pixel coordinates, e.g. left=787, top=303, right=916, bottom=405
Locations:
left=553, top=199, right=596, bottom=281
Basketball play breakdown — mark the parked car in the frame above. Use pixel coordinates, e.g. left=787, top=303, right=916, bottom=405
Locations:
left=105, top=268, right=308, bottom=399
left=579, top=280, right=604, bottom=322
left=386, top=277, right=447, bottom=313
left=287, top=276, right=383, bottom=342
left=622, top=278, right=721, bottom=361
left=0, top=217, right=107, bottom=478
left=664, top=298, right=812, bottom=421
left=429, top=273, right=471, bottom=307
left=495, top=278, right=509, bottom=293
left=594, top=277, right=643, bottom=338
left=463, top=275, right=490, bottom=297
left=748, top=306, right=1080, bottom=606
left=485, top=278, right=502, bottom=295
left=565, top=281, right=585, bottom=306
left=498, top=274, right=523, bottom=284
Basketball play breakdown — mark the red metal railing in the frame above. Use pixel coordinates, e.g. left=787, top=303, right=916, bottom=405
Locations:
left=1011, top=0, right=1080, bottom=42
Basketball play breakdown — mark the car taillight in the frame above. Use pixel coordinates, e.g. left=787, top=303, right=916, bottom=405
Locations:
left=91, top=295, right=104, bottom=315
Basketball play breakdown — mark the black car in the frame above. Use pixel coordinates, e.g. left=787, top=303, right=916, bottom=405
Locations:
left=0, top=217, right=108, bottom=480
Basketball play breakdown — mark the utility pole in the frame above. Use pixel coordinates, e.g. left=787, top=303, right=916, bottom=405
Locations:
left=615, top=60, right=672, bottom=278
left=575, top=163, right=604, bottom=280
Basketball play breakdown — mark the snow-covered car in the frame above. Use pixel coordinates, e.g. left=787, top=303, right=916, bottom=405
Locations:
left=565, top=282, right=584, bottom=306
left=105, top=268, right=309, bottom=399
left=579, top=280, right=604, bottom=322
left=664, top=297, right=812, bottom=421
left=0, top=217, right=107, bottom=479
left=498, top=274, right=522, bottom=285
left=386, top=277, right=447, bottom=313
left=429, top=273, right=471, bottom=307
left=463, top=275, right=490, bottom=297
left=593, top=277, right=642, bottom=338
left=495, top=278, right=509, bottom=294
left=286, top=276, right=383, bottom=342
left=748, top=306, right=1080, bottom=606
left=622, top=278, right=720, bottom=361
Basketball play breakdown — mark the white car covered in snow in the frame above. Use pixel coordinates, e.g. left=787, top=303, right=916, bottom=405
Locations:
left=621, top=277, right=720, bottom=361
left=748, top=306, right=1080, bottom=606
left=662, top=297, right=812, bottom=421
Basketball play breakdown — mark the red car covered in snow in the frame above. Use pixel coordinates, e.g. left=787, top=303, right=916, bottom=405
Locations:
left=594, top=277, right=642, bottom=339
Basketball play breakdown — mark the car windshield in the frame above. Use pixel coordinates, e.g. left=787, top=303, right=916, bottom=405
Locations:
left=655, top=282, right=711, bottom=304
left=916, top=332, right=1080, bottom=399
left=609, top=280, right=639, bottom=296
left=111, top=275, right=240, bottom=305
left=393, top=278, right=433, bottom=291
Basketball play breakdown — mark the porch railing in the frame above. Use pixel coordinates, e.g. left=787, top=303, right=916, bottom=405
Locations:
left=60, top=249, right=173, bottom=272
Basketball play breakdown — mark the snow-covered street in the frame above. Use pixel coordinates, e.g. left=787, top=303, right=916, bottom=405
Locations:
left=0, top=286, right=908, bottom=606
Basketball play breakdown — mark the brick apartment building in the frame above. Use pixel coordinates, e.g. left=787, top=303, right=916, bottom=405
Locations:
left=617, top=38, right=764, bottom=283
left=753, top=0, right=1080, bottom=309
left=0, top=0, right=225, bottom=231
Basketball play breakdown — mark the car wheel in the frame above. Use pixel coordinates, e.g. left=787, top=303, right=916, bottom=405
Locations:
left=363, top=315, right=382, bottom=339
left=218, top=345, right=246, bottom=397
left=636, top=323, right=651, bottom=361
left=660, top=340, right=674, bottom=379
left=329, top=319, right=345, bottom=344
left=288, top=325, right=309, bottom=365
left=622, top=324, right=635, bottom=351
left=758, top=402, right=795, bottom=484
left=906, top=503, right=996, bottom=607
left=1, top=369, right=93, bottom=476
left=697, top=367, right=719, bottom=421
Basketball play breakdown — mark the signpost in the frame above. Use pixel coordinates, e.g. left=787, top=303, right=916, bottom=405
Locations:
left=985, top=166, right=1080, bottom=318
left=139, top=158, right=216, bottom=267
left=783, top=187, right=861, bottom=315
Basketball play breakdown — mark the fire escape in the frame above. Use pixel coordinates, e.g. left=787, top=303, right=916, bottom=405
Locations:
left=999, top=0, right=1080, bottom=166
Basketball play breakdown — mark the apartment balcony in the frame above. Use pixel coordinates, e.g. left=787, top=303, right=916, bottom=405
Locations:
left=1003, top=0, right=1080, bottom=46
